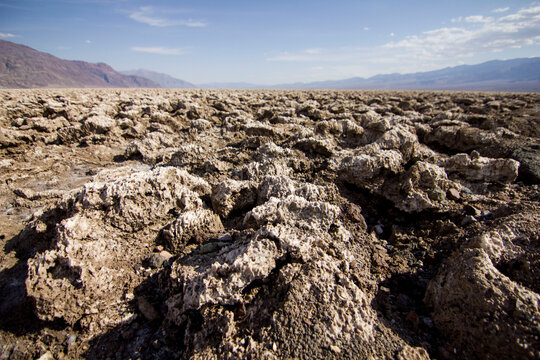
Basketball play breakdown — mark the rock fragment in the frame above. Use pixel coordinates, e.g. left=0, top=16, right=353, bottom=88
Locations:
left=444, top=153, right=519, bottom=183
left=446, top=188, right=461, bottom=201
left=339, top=150, right=404, bottom=188
left=211, top=179, right=257, bottom=217
left=162, top=209, right=224, bottom=251
left=386, top=161, right=456, bottom=213
left=137, top=297, right=159, bottom=321
left=83, top=115, right=115, bottom=134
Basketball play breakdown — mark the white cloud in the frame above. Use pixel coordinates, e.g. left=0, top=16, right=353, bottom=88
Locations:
left=0, top=32, right=16, bottom=38
left=129, top=6, right=206, bottom=28
left=131, top=46, right=184, bottom=55
left=268, top=54, right=314, bottom=62
left=305, top=48, right=323, bottom=54
left=384, top=5, right=540, bottom=59
left=390, top=32, right=395, bottom=36
left=85, top=39, right=91, bottom=44
left=493, top=7, right=510, bottom=13
left=267, top=5, right=540, bottom=79
left=465, top=15, right=493, bottom=23
left=268, top=48, right=327, bottom=61
left=363, top=27, right=369, bottom=31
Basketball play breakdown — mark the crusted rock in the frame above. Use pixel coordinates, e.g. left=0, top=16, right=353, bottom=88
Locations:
left=255, top=142, right=293, bottom=160
left=168, top=237, right=280, bottom=313
left=294, top=137, right=335, bottom=157
left=244, top=121, right=282, bottom=138
left=257, top=175, right=338, bottom=204
left=466, top=225, right=520, bottom=261
left=241, top=159, right=293, bottom=181
left=244, top=195, right=340, bottom=232
left=444, top=153, right=520, bottom=183
left=339, top=149, right=404, bottom=189
left=83, top=115, right=115, bottom=134
left=124, top=132, right=177, bottom=164
left=73, top=167, right=206, bottom=232
left=387, top=161, right=456, bottom=212
left=1, top=89, right=538, bottom=359
left=25, top=167, right=210, bottom=327
left=425, top=248, right=540, bottom=359
left=162, top=209, right=224, bottom=251
left=211, top=179, right=257, bottom=217
left=166, top=174, right=374, bottom=359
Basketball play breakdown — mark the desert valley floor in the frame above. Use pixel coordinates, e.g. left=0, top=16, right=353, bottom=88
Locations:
left=0, top=89, right=539, bottom=359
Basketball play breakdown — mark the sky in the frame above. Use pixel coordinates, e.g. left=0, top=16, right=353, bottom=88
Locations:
left=1, top=0, right=540, bottom=85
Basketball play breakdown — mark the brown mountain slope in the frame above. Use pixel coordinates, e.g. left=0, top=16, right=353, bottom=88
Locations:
left=0, top=40, right=160, bottom=88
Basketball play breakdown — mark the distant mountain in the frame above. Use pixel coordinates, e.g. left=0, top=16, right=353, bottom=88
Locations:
left=197, top=58, right=540, bottom=91
left=198, top=82, right=263, bottom=89
left=2, top=39, right=538, bottom=92
left=274, top=58, right=540, bottom=91
left=0, top=40, right=160, bottom=88
left=121, top=69, right=195, bottom=88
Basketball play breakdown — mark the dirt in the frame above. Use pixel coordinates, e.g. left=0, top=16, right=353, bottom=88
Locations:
left=0, top=89, right=539, bottom=359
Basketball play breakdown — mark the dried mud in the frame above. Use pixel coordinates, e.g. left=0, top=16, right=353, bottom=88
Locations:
left=0, top=89, right=539, bottom=359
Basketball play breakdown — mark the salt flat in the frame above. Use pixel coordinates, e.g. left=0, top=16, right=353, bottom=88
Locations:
left=0, top=89, right=539, bottom=359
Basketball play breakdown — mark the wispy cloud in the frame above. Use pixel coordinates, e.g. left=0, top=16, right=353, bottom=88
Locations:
left=131, top=46, right=185, bottom=55
left=384, top=5, right=540, bottom=59
left=464, top=15, right=493, bottom=23
left=304, top=48, right=323, bottom=55
left=85, top=39, right=92, bottom=44
left=129, top=6, right=206, bottom=28
left=0, top=32, right=16, bottom=38
left=268, top=48, right=329, bottom=61
left=267, top=5, right=540, bottom=79
left=493, top=7, right=510, bottom=13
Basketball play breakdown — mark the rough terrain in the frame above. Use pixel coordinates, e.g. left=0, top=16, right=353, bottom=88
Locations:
left=0, top=89, right=539, bottom=359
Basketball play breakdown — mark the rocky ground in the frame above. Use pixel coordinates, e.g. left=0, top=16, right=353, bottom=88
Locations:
left=0, top=89, right=538, bottom=359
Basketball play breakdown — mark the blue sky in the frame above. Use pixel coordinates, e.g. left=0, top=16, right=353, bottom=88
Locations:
left=1, top=0, right=540, bottom=84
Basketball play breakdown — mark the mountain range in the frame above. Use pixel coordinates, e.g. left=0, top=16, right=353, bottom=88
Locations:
left=202, top=58, right=540, bottom=92
left=0, top=40, right=161, bottom=89
left=198, top=82, right=262, bottom=89
left=276, top=57, right=540, bottom=92
left=1, top=40, right=539, bottom=91
left=120, top=69, right=195, bottom=88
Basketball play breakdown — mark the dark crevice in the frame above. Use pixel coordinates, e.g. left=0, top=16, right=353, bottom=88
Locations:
left=422, top=140, right=466, bottom=157
left=337, top=180, right=454, bottom=235
left=186, top=309, right=204, bottom=332
left=496, top=255, right=540, bottom=294
left=50, top=259, right=83, bottom=289
left=372, top=270, right=447, bottom=359
left=242, top=252, right=303, bottom=297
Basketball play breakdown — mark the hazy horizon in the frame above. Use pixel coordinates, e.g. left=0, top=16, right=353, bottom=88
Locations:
left=1, top=0, right=539, bottom=84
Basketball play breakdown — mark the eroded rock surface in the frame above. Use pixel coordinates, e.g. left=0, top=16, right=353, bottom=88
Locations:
left=0, top=89, right=538, bottom=359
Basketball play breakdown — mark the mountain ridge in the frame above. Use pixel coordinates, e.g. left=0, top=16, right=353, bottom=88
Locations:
left=271, top=57, right=540, bottom=91
left=121, top=69, right=195, bottom=88
left=199, top=58, right=540, bottom=91
left=1, top=39, right=538, bottom=91
left=0, top=40, right=160, bottom=88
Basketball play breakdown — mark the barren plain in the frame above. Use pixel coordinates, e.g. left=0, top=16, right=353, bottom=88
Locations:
left=0, top=89, right=539, bottom=359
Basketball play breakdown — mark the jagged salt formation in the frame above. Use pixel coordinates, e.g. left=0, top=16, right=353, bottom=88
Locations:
left=26, top=167, right=215, bottom=329
left=0, top=89, right=537, bottom=359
